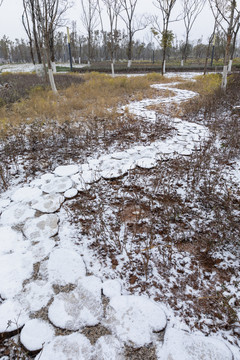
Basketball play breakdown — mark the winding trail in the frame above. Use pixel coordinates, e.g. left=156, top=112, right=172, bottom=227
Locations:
left=0, top=78, right=238, bottom=360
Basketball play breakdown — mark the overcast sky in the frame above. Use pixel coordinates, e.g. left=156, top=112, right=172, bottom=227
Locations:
left=0, top=0, right=215, bottom=44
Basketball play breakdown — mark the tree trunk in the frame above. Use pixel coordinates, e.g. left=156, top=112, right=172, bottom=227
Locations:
left=161, top=46, right=166, bottom=75
left=127, top=31, right=133, bottom=68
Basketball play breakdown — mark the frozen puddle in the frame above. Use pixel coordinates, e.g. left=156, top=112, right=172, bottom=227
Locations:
left=0, top=79, right=237, bottom=359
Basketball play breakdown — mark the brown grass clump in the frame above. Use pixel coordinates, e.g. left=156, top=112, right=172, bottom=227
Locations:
left=178, top=73, right=222, bottom=117
left=0, top=72, right=181, bottom=133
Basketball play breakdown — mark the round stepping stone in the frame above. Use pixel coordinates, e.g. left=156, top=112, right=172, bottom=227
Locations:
left=0, top=204, right=35, bottom=225
left=76, top=183, right=91, bottom=192
left=48, top=276, right=103, bottom=330
left=64, top=188, right=78, bottom=199
left=81, top=169, right=101, bottom=184
left=54, top=165, right=79, bottom=177
left=35, top=333, right=94, bottom=360
left=32, top=194, right=64, bottom=213
left=0, top=199, right=11, bottom=212
left=104, top=295, right=166, bottom=348
left=135, top=158, right=157, bottom=169
left=156, top=328, right=233, bottom=360
left=20, top=319, right=55, bottom=352
left=102, top=279, right=122, bottom=298
left=100, top=159, right=130, bottom=180
left=71, top=174, right=91, bottom=191
left=11, top=187, right=42, bottom=203
left=0, top=252, right=33, bottom=299
left=0, top=226, right=26, bottom=255
left=21, top=280, right=54, bottom=312
left=23, top=214, right=59, bottom=241
left=42, top=177, right=72, bottom=194
left=94, top=335, right=124, bottom=360
left=111, top=151, right=130, bottom=160
left=41, top=173, right=55, bottom=181
left=0, top=300, right=29, bottom=333
left=45, top=248, right=86, bottom=285
left=30, top=238, right=56, bottom=262
left=30, top=178, right=46, bottom=187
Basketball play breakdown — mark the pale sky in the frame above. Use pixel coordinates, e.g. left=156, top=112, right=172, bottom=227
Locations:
left=0, top=0, right=215, bottom=44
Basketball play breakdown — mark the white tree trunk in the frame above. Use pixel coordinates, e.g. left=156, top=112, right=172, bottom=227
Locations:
left=111, top=62, right=115, bottom=77
left=163, top=60, right=166, bottom=74
left=221, top=65, right=228, bottom=91
left=51, top=62, right=57, bottom=74
left=181, top=60, right=184, bottom=67
left=228, top=59, right=233, bottom=72
left=127, top=59, right=132, bottom=68
left=79, top=57, right=81, bottom=64
left=48, top=69, right=58, bottom=94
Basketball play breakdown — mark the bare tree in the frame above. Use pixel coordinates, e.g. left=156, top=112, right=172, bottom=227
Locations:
left=32, top=0, right=70, bottom=92
left=120, top=0, right=147, bottom=67
left=22, top=0, right=36, bottom=64
left=80, top=0, right=99, bottom=64
left=209, top=0, right=240, bottom=90
left=102, top=0, right=122, bottom=75
left=152, top=0, right=178, bottom=75
left=181, top=0, right=206, bottom=63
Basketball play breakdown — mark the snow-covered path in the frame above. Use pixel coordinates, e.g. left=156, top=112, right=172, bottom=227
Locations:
left=0, top=79, right=239, bottom=359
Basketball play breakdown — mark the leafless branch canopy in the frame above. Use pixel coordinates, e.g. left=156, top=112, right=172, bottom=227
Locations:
left=182, top=0, right=206, bottom=34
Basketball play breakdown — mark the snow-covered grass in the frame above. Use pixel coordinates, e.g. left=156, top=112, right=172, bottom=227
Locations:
left=0, top=71, right=240, bottom=359
left=0, top=63, right=87, bottom=74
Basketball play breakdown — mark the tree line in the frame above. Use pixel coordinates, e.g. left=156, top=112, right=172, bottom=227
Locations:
left=0, top=0, right=239, bottom=91
left=0, top=28, right=236, bottom=65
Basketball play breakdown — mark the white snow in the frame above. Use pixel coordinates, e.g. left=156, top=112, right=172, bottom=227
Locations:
left=93, top=335, right=125, bottom=360
left=102, top=279, right=122, bottom=298
left=54, top=164, right=79, bottom=177
left=41, top=176, right=73, bottom=194
left=156, top=327, right=233, bottom=360
left=64, top=188, right=78, bottom=198
left=20, top=319, right=55, bottom=351
left=19, top=280, right=54, bottom=312
left=23, top=214, right=59, bottom=241
left=29, top=238, right=56, bottom=262
left=0, top=198, right=11, bottom=212
left=0, top=252, right=33, bottom=299
left=0, top=73, right=238, bottom=357
left=0, top=226, right=28, bottom=255
left=31, top=193, right=64, bottom=213
left=136, top=157, right=157, bottom=169
left=43, top=248, right=86, bottom=285
left=35, top=333, right=94, bottom=360
left=104, top=295, right=167, bottom=347
left=0, top=300, right=29, bottom=332
left=48, top=276, right=103, bottom=330
left=11, top=186, right=42, bottom=203
left=0, top=203, right=35, bottom=225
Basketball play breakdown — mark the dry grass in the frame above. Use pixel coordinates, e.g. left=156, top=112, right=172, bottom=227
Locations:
left=178, top=73, right=222, bottom=95
left=177, top=73, right=222, bottom=117
left=0, top=72, right=182, bottom=134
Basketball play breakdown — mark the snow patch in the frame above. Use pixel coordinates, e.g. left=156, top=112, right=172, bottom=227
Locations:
left=48, top=276, right=103, bottom=330
left=104, top=295, right=167, bottom=347
left=156, top=328, right=233, bottom=360
left=32, top=194, right=64, bottom=213
left=20, top=319, right=55, bottom=351
left=54, top=165, right=79, bottom=177
left=44, top=248, right=86, bottom=285
left=35, top=333, right=94, bottom=360
left=23, top=214, right=59, bottom=241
